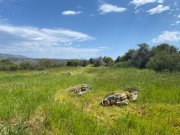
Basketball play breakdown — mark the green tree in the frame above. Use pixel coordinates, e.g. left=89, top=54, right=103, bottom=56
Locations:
left=132, top=43, right=151, bottom=68
left=93, top=57, right=105, bottom=67
left=115, top=56, right=121, bottom=63
left=0, top=59, right=18, bottom=71
left=152, top=44, right=178, bottom=55
left=147, top=52, right=180, bottom=72
left=89, top=58, right=95, bottom=64
left=67, top=60, right=80, bottom=66
left=103, top=56, right=114, bottom=66
left=20, top=62, right=32, bottom=70
left=0, top=59, right=12, bottom=65
left=80, top=60, right=89, bottom=67
left=121, top=49, right=136, bottom=62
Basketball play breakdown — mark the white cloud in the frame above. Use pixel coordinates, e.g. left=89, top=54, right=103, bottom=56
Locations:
left=62, top=10, right=81, bottom=16
left=147, top=5, right=170, bottom=14
left=0, top=24, right=105, bottom=58
left=99, top=3, right=127, bottom=14
left=178, top=14, right=180, bottom=18
left=0, top=24, right=94, bottom=46
left=130, top=0, right=164, bottom=7
left=152, top=31, right=180, bottom=43
left=176, top=21, right=180, bottom=24
left=171, top=21, right=180, bottom=26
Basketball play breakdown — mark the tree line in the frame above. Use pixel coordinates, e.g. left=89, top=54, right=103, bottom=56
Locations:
left=115, top=43, right=180, bottom=72
left=0, top=43, right=179, bottom=72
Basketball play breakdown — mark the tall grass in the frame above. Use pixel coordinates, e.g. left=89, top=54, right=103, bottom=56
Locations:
left=0, top=67, right=179, bottom=134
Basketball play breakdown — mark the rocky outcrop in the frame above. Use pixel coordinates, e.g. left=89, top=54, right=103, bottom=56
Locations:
left=100, top=90, right=138, bottom=107
left=69, top=84, right=89, bottom=95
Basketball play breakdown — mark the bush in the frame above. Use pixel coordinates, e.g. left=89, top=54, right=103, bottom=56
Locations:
left=0, top=59, right=18, bottom=71
left=152, top=44, right=178, bottom=55
left=19, top=62, right=32, bottom=70
left=115, top=60, right=133, bottom=68
left=80, top=60, right=89, bottom=67
left=93, top=57, right=105, bottom=67
left=9, top=64, right=19, bottom=71
left=103, top=56, right=114, bottom=66
left=39, top=59, right=52, bottom=68
left=120, top=49, right=136, bottom=62
left=147, top=53, right=180, bottom=72
left=67, top=60, right=80, bottom=66
left=89, top=58, right=95, bottom=64
left=0, top=64, right=18, bottom=71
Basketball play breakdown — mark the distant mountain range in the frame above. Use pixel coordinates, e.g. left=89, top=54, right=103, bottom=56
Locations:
left=0, top=53, right=68, bottom=64
left=0, top=53, right=28, bottom=59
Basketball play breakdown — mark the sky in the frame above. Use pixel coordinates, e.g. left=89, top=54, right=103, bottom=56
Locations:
left=0, top=0, right=180, bottom=59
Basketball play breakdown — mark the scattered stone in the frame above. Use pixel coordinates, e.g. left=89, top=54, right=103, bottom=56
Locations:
left=39, top=71, right=47, bottom=74
left=69, top=84, right=89, bottom=95
left=100, top=89, right=138, bottom=107
left=130, top=91, right=138, bottom=101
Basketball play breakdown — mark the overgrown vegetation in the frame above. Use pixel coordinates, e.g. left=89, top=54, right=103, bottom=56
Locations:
left=116, top=43, right=180, bottom=71
left=0, top=67, right=179, bottom=134
left=0, top=43, right=179, bottom=72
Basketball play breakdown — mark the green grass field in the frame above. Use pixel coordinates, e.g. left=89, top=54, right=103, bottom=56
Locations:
left=0, top=67, right=180, bottom=135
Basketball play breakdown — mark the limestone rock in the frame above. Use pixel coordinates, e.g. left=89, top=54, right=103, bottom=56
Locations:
left=69, top=84, right=89, bottom=95
left=130, top=91, right=138, bottom=101
left=100, top=89, right=138, bottom=107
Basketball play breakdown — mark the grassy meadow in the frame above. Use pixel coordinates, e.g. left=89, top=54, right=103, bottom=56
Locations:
left=0, top=67, right=179, bottom=135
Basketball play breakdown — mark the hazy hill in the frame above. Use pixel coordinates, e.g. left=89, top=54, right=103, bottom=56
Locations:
left=0, top=53, right=68, bottom=65
left=0, top=53, right=28, bottom=59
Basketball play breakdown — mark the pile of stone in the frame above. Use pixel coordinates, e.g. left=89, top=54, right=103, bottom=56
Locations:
left=69, top=84, right=89, bottom=95
left=100, top=90, right=138, bottom=107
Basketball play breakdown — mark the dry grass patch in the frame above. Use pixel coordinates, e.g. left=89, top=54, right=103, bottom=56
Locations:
left=54, top=89, right=138, bottom=126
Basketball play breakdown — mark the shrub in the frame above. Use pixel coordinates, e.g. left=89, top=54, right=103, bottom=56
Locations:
left=80, top=60, right=89, bottom=67
left=120, top=49, right=136, bottom=62
left=147, top=53, right=180, bottom=72
left=89, top=58, right=95, bottom=64
left=0, top=59, right=18, bottom=71
left=67, top=60, right=80, bottom=66
left=19, top=62, right=32, bottom=70
left=115, top=60, right=133, bottom=68
left=93, top=57, right=105, bottom=67
left=103, top=56, right=114, bottom=66
left=39, top=59, right=52, bottom=68
left=152, top=44, right=178, bottom=55
left=0, top=64, right=18, bottom=71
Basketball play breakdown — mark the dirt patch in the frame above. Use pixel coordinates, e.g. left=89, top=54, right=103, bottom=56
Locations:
left=26, top=108, right=47, bottom=133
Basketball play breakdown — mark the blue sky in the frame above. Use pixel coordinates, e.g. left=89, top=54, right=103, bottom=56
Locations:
left=0, top=0, right=180, bottom=59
